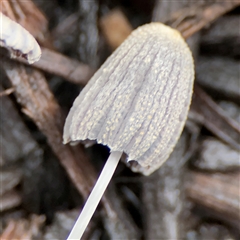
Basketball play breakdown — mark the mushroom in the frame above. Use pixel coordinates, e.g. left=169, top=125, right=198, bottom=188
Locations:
left=63, top=22, right=194, bottom=239
left=0, top=12, right=41, bottom=64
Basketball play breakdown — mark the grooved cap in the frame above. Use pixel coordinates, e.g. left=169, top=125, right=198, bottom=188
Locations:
left=64, top=22, right=194, bottom=175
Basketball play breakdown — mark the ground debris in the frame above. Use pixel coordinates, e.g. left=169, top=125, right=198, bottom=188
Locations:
left=0, top=189, right=22, bottom=212
left=0, top=167, right=22, bottom=196
left=43, top=209, right=81, bottom=240
left=12, top=47, right=94, bottom=85
left=0, top=215, right=45, bottom=240
left=186, top=223, right=236, bottom=240
left=196, top=57, right=240, bottom=102
left=191, top=85, right=240, bottom=151
left=193, top=137, right=240, bottom=171
left=187, top=171, right=240, bottom=229
left=200, top=15, right=240, bottom=58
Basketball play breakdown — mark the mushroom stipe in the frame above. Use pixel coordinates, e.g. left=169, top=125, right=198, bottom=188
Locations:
left=64, top=22, right=194, bottom=239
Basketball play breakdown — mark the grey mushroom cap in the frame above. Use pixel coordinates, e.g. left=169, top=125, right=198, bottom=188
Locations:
left=63, top=22, right=194, bottom=175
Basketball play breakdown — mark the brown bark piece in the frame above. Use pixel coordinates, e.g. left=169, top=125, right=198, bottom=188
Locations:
left=0, top=215, right=45, bottom=239
left=0, top=190, right=22, bottom=212
left=0, top=83, right=41, bottom=166
left=166, top=1, right=240, bottom=39
left=0, top=87, right=14, bottom=97
left=187, top=171, right=240, bottom=228
left=100, top=9, right=133, bottom=50
left=191, top=85, right=240, bottom=151
left=0, top=167, right=22, bottom=196
left=14, top=48, right=94, bottom=85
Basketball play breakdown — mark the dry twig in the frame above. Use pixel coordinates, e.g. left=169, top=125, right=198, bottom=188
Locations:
left=0, top=215, right=45, bottom=240
left=191, top=85, right=240, bottom=151
left=0, top=190, right=22, bottom=212
left=15, top=48, right=94, bottom=85
left=0, top=87, right=14, bottom=97
left=167, top=1, right=240, bottom=39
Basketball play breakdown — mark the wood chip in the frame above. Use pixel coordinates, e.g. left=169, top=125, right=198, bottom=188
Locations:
left=0, top=215, right=45, bottom=239
left=191, top=85, right=240, bottom=151
left=100, top=9, right=133, bottom=50
left=0, top=83, right=41, bottom=166
left=187, top=171, right=240, bottom=229
left=166, top=1, right=240, bottom=39
left=0, top=167, right=22, bottom=195
left=0, top=190, right=22, bottom=212
left=0, top=87, right=14, bottom=97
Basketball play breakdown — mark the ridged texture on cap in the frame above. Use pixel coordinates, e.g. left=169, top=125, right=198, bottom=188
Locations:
left=64, top=22, right=194, bottom=175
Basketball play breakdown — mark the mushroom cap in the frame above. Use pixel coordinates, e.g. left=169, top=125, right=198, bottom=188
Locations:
left=0, top=12, right=41, bottom=64
left=64, top=22, right=194, bottom=175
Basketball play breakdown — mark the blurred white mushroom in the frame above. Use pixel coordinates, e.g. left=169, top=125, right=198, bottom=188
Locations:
left=0, top=12, right=41, bottom=64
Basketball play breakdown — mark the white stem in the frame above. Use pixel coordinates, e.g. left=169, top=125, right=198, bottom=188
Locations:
left=67, top=151, right=123, bottom=240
